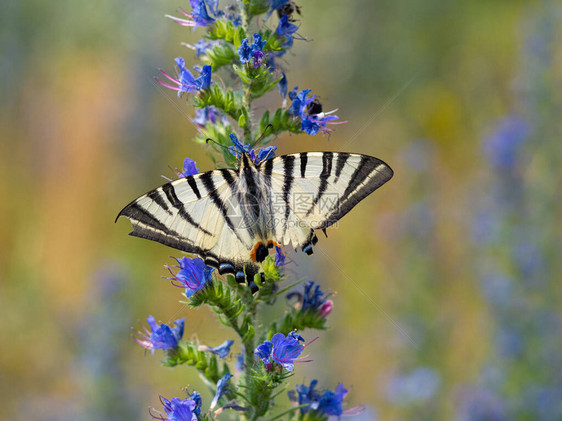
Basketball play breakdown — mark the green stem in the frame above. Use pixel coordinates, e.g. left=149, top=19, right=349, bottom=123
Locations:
left=238, top=0, right=253, bottom=143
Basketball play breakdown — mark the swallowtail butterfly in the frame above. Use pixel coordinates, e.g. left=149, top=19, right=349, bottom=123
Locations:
left=117, top=151, right=393, bottom=285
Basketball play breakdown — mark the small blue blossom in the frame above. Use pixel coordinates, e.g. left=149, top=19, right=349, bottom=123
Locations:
left=190, top=392, right=202, bottom=417
left=385, top=366, right=441, bottom=406
left=235, top=352, right=245, bottom=373
left=192, top=106, right=228, bottom=127
left=165, top=0, right=215, bottom=28
left=483, top=115, right=530, bottom=171
left=289, top=380, right=363, bottom=417
left=254, top=340, right=273, bottom=364
left=157, top=58, right=212, bottom=97
left=134, top=316, right=185, bottom=353
left=265, top=0, right=290, bottom=19
left=278, top=72, right=288, bottom=100
left=274, top=246, right=286, bottom=266
left=255, top=146, right=277, bottom=162
left=228, top=133, right=277, bottom=163
left=184, top=39, right=218, bottom=57
left=198, top=339, right=234, bottom=358
left=287, top=281, right=333, bottom=317
left=238, top=34, right=267, bottom=68
left=179, top=158, right=199, bottom=178
left=150, top=394, right=198, bottom=421
left=166, top=257, right=214, bottom=297
left=255, top=332, right=314, bottom=371
left=210, top=373, right=233, bottom=409
left=288, top=87, right=344, bottom=135
left=276, top=15, right=300, bottom=48
left=455, top=387, right=508, bottom=421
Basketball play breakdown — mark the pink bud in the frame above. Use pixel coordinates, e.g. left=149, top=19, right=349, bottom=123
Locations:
left=319, top=300, right=333, bottom=318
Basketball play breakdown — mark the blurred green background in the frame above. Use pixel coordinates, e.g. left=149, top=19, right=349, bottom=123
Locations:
left=1, top=0, right=560, bottom=419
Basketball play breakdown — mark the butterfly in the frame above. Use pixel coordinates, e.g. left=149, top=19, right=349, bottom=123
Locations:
left=116, top=149, right=393, bottom=285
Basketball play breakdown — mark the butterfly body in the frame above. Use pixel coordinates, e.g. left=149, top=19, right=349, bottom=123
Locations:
left=117, top=152, right=393, bottom=284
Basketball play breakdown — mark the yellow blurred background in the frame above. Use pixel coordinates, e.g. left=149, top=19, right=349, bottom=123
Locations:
left=1, top=0, right=560, bottom=419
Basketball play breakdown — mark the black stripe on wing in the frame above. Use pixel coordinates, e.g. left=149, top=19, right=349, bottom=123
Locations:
left=305, top=152, right=333, bottom=217
left=161, top=183, right=213, bottom=236
left=323, top=155, right=393, bottom=228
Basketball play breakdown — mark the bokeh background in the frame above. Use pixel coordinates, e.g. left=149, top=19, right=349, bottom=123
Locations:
left=1, top=0, right=561, bottom=419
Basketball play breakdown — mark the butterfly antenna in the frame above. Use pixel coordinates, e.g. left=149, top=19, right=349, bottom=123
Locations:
left=251, top=124, right=274, bottom=147
left=206, top=137, right=230, bottom=152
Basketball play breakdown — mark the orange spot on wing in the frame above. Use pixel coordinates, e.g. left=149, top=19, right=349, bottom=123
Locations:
left=250, top=242, right=264, bottom=262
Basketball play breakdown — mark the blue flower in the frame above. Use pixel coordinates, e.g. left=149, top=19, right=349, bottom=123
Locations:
left=198, top=339, right=234, bottom=358
left=193, top=106, right=228, bottom=127
left=274, top=246, right=286, bottom=266
left=238, top=34, right=267, bottom=68
left=254, top=340, right=273, bottom=363
left=385, top=367, right=441, bottom=405
left=289, top=381, right=362, bottom=417
left=165, top=0, right=215, bottom=28
left=483, top=115, right=530, bottom=171
left=455, top=387, right=508, bottom=421
left=275, top=15, right=300, bottom=48
left=228, top=133, right=277, bottom=163
left=278, top=72, right=288, bottom=100
left=255, top=146, right=277, bottom=162
left=179, top=158, right=199, bottom=178
left=134, top=316, right=185, bottom=353
left=210, top=373, right=233, bottom=409
left=255, top=332, right=314, bottom=371
left=190, top=392, right=202, bottom=417
left=185, top=39, right=218, bottom=57
left=287, top=281, right=333, bottom=317
left=157, top=58, right=212, bottom=97
left=265, top=0, right=290, bottom=19
left=166, top=257, right=214, bottom=297
left=288, top=87, right=344, bottom=135
left=151, top=394, right=198, bottom=421
left=235, top=352, right=245, bottom=373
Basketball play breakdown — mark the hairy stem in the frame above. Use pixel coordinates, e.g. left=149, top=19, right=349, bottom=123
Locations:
left=238, top=0, right=253, bottom=143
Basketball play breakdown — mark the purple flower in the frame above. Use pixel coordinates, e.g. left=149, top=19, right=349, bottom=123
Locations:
left=228, top=133, right=277, bottom=163
left=235, top=352, right=245, bottom=373
left=165, top=0, right=215, bottom=28
left=265, top=0, right=290, bottom=19
left=184, top=39, right=218, bottom=57
left=287, top=281, right=333, bottom=318
left=198, top=339, right=234, bottom=358
left=288, top=87, right=345, bottom=135
left=385, top=367, right=441, bottom=405
left=255, top=146, right=277, bottom=163
left=179, top=158, right=199, bottom=178
left=134, top=316, right=184, bottom=353
left=192, top=106, right=228, bottom=127
left=255, top=332, right=315, bottom=371
left=278, top=72, right=288, bottom=100
left=165, top=257, right=214, bottom=297
left=275, top=15, right=302, bottom=48
left=150, top=394, right=198, bottom=421
left=238, top=34, right=267, bottom=68
left=484, top=115, right=530, bottom=171
left=210, top=373, right=233, bottom=409
left=190, top=392, right=202, bottom=417
left=289, top=380, right=363, bottom=417
left=157, top=58, right=212, bottom=97
left=274, top=246, right=286, bottom=266
left=254, top=341, right=273, bottom=363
